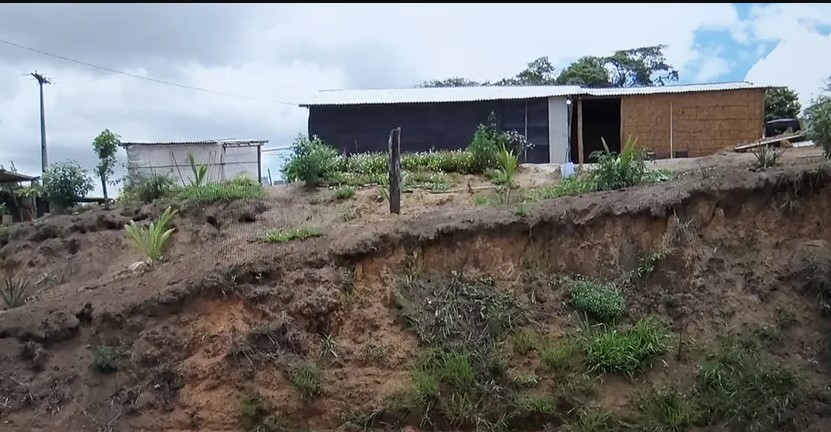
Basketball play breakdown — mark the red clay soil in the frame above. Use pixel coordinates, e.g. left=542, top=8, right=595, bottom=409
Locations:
left=1, top=155, right=831, bottom=431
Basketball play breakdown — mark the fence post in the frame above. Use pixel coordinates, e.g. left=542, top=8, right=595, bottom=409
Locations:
left=388, top=127, right=401, bottom=215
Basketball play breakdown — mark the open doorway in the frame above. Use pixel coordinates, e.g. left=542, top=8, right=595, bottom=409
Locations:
left=570, top=97, right=621, bottom=163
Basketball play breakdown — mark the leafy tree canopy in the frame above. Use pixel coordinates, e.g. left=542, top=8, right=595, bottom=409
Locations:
left=764, top=87, right=802, bottom=121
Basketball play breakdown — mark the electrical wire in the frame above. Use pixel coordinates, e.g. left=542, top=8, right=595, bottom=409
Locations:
left=0, top=37, right=298, bottom=105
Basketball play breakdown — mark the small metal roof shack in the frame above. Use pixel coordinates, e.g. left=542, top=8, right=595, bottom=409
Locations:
left=299, top=82, right=770, bottom=164
left=119, top=139, right=269, bottom=185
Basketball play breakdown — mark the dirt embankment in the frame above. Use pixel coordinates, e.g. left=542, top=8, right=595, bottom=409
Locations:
left=1, top=161, right=831, bottom=431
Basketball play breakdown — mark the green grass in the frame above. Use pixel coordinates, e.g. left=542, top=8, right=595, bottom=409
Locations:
left=561, top=407, right=619, bottom=432
left=177, top=176, right=264, bottom=204
left=635, top=250, right=669, bottom=279
left=567, top=279, right=626, bottom=322
left=289, top=362, right=323, bottom=398
left=240, top=393, right=267, bottom=424
left=583, top=317, right=672, bottom=375
left=523, top=175, right=595, bottom=203
left=510, top=330, right=537, bottom=355
left=442, top=351, right=475, bottom=390
left=263, top=226, right=323, bottom=243
left=636, top=389, right=700, bottom=432
left=333, top=185, right=356, bottom=200
left=540, top=337, right=583, bottom=373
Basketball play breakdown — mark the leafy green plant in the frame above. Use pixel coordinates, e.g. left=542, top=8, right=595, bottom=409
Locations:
left=124, top=206, right=177, bottom=264
left=240, top=393, right=267, bottom=424
left=750, top=144, right=783, bottom=170
left=91, top=345, right=121, bottom=373
left=333, top=185, right=356, bottom=200
left=42, top=160, right=94, bottom=213
left=92, top=129, right=120, bottom=203
left=636, top=250, right=669, bottom=279
left=522, top=174, right=595, bottom=203
left=589, top=135, right=647, bottom=191
left=468, top=115, right=504, bottom=172
left=289, top=362, right=323, bottom=398
left=567, top=279, right=626, bottom=322
left=120, top=173, right=177, bottom=203
left=263, top=226, right=322, bottom=243
left=186, top=153, right=209, bottom=187
left=1, top=276, right=30, bottom=309
left=584, top=317, right=671, bottom=375
left=282, top=134, right=339, bottom=186
left=805, top=80, right=831, bottom=157
left=442, top=351, right=475, bottom=390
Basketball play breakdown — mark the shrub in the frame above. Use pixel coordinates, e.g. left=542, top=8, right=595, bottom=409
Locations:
left=402, top=150, right=475, bottom=174
left=178, top=175, right=264, bottom=203
left=1, top=276, right=30, bottom=309
left=333, top=185, right=356, bottom=200
left=120, top=173, right=177, bottom=203
left=282, top=134, right=339, bottom=186
left=263, top=226, right=322, bottom=243
left=567, top=279, right=626, bottom=322
left=289, top=362, right=322, bottom=398
left=589, top=136, right=647, bottom=191
left=468, top=122, right=503, bottom=172
left=494, top=145, right=519, bottom=204
left=584, top=317, right=671, bottom=375
left=805, top=82, right=831, bottom=157
left=751, top=144, right=783, bottom=170
left=91, top=345, right=120, bottom=373
left=42, top=160, right=94, bottom=212
left=124, top=206, right=177, bottom=264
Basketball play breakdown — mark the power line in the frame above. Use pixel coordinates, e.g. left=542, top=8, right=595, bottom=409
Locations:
left=0, top=37, right=298, bottom=106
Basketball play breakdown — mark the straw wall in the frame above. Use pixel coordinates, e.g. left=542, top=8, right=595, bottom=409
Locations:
left=620, top=89, right=765, bottom=158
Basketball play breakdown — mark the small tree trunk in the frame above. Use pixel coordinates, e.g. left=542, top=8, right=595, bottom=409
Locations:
left=101, top=176, right=109, bottom=209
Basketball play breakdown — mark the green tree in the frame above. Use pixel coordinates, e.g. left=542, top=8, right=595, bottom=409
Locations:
left=42, top=160, right=94, bottom=213
left=419, top=77, right=481, bottom=88
left=764, top=87, right=802, bottom=121
left=555, top=56, right=611, bottom=87
left=92, top=129, right=120, bottom=203
left=494, top=57, right=558, bottom=86
left=606, top=45, right=679, bottom=87
left=806, top=76, right=831, bottom=157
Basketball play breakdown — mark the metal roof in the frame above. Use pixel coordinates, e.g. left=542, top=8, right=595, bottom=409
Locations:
left=119, top=139, right=268, bottom=148
left=0, top=169, right=38, bottom=183
left=299, top=85, right=582, bottom=107
left=299, top=82, right=770, bottom=107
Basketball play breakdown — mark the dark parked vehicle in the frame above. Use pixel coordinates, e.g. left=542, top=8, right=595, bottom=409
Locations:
left=764, top=118, right=806, bottom=142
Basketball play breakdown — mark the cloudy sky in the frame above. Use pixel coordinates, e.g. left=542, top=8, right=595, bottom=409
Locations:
left=1, top=3, right=830, bottom=194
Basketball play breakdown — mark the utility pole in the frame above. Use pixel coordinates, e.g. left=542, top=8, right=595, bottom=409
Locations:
left=30, top=72, right=51, bottom=174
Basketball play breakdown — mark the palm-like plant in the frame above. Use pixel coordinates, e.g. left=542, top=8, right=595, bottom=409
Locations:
left=1, top=276, right=30, bottom=309
left=495, top=145, right=519, bottom=204
left=187, top=153, right=208, bottom=187
left=124, top=206, right=178, bottom=264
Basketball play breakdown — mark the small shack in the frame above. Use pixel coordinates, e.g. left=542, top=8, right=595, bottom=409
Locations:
left=0, top=169, right=42, bottom=222
left=119, top=139, right=268, bottom=185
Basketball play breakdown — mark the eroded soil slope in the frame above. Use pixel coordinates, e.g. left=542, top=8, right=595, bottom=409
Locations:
left=1, top=159, right=831, bottom=432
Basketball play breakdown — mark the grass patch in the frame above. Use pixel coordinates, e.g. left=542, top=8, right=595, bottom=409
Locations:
left=240, top=392, right=267, bottom=425
left=583, top=317, right=672, bottom=376
left=567, top=279, right=626, bottom=322
left=540, top=337, right=584, bottom=373
left=263, top=226, right=323, bottom=243
left=636, top=388, right=700, bottom=432
left=90, top=345, right=121, bottom=373
left=333, top=185, right=356, bottom=200
left=695, top=339, right=798, bottom=431
left=178, top=175, right=264, bottom=204
left=289, top=362, right=323, bottom=398
left=510, top=330, right=537, bottom=356
left=561, top=406, right=619, bottom=432
left=1, top=275, right=31, bottom=309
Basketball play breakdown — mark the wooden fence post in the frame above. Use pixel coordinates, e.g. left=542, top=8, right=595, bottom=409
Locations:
left=388, top=127, right=401, bottom=215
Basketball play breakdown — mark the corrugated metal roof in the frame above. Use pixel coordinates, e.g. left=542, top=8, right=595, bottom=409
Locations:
left=582, top=81, right=769, bottom=97
left=120, top=139, right=268, bottom=148
left=299, top=82, right=770, bottom=107
left=299, top=85, right=582, bottom=107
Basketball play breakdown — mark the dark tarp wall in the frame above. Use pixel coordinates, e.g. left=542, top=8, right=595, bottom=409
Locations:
left=307, top=97, right=551, bottom=163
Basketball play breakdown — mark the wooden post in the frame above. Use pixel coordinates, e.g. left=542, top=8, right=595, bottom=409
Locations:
left=577, top=97, right=584, bottom=166
left=388, top=127, right=401, bottom=214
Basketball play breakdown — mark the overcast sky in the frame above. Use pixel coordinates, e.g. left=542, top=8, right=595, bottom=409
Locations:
left=1, top=3, right=830, bottom=194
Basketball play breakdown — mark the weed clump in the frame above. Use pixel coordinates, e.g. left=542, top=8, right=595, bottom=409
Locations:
left=333, top=185, right=356, bottom=200
left=1, top=276, right=30, bottom=309
left=540, top=338, right=584, bottom=373
left=178, top=175, right=264, bottom=203
left=240, top=393, right=267, bottom=424
left=289, top=362, right=323, bottom=398
left=124, top=206, right=177, bottom=264
left=119, top=173, right=177, bottom=203
left=263, top=226, right=323, bottom=243
left=636, top=389, right=700, bottom=431
left=583, top=317, right=672, bottom=375
left=91, top=345, right=121, bottom=373
left=567, top=279, right=626, bottom=322
left=750, top=144, right=783, bottom=170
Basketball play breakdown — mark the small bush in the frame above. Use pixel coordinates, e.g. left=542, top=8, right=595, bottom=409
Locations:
left=1, top=276, right=30, bottom=309
left=333, top=185, right=356, bottom=200
left=240, top=393, right=267, bottom=423
left=468, top=121, right=503, bottom=172
left=584, top=317, right=671, bottom=375
left=263, top=226, right=322, bottom=243
left=590, top=135, right=647, bottom=191
left=91, top=345, right=120, bottom=373
left=178, top=175, right=264, bottom=203
left=751, top=144, right=783, bottom=170
left=124, top=206, right=177, bottom=264
left=805, top=88, right=831, bottom=157
left=289, top=362, right=323, bottom=398
left=120, top=173, right=177, bottom=203
left=402, top=150, right=474, bottom=174
left=567, top=279, right=626, bottom=322
left=540, top=338, right=583, bottom=373
left=42, top=160, right=94, bottom=212
left=282, top=134, right=339, bottom=186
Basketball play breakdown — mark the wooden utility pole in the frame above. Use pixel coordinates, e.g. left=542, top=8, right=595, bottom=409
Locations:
left=31, top=72, right=51, bottom=174
left=388, top=127, right=401, bottom=215
left=577, top=97, right=584, bottom=167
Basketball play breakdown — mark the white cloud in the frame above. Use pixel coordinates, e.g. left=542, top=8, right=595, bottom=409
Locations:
left=3, top=3, right=828, bottom=195
left=741, top=3, right=831, bottom=109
